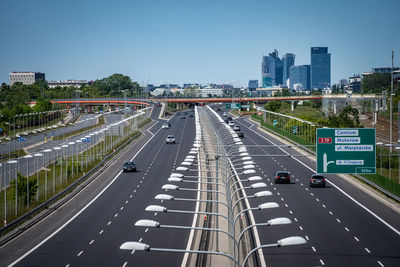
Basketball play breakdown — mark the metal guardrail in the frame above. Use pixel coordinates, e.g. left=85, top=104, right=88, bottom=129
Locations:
left=252, top=117, right=400, bottom=203
left=0, top=125, right=147, bottom=244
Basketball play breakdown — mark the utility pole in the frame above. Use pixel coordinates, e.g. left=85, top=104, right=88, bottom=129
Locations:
left=389, top=51, right=394, bottom=180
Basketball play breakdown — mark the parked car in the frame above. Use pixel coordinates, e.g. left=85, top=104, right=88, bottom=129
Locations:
left=274, top=171, right=291, bottom=184
left=189, top=114, right=194, bottom=117
left=162, top=123, right=170, bottom=129
left=237, top=132, right=244, bottom=138
left=226, top=116, right=233, bottom=121
left=123, top=161, right=137, bottom=172
left=181, top=116, right=186, bottom=119
left=233, top=125, right=240, bottom=131
left=166, top=135, right=176, bottom=144
left=309, top=174, right=326, bottom=187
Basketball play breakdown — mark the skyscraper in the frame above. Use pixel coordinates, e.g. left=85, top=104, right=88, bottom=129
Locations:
left=282, top=53, right=295, bottom=86
left=310, top=47, right=331, bottom=89
left=289, top=65, right=310, bottom=90
left=261, top=49, right=283, bottom=87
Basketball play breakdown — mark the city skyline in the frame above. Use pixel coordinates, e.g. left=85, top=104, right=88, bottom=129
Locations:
left=0, top=0, right=399, bottom=87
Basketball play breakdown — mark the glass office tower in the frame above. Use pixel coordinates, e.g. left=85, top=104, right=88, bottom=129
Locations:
left=282, top=53, right=295, bottom=86
left=311, top=47, right=331, bottom=89
left=289, top=65, right=310, bottom=90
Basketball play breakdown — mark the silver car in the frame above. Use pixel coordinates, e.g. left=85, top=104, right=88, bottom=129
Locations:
left=166, top=135, right=175, bottom=144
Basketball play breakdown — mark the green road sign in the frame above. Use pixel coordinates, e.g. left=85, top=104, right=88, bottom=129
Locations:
left=273, top=119, right=277, bottom=126
left=231, top=103, right=241, bottom=109
left=293, top=126, right=297, bottom=134
left=316, top=128, right=376, bottom=174
left=225, top=103, right=231, bottom=110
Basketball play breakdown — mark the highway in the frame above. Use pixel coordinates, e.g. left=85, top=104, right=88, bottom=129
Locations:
left=0, top=105, right=399, bottom=267
left=0, top=105, right=200, bottom=266
left=220, top=110, right=400, bottom=267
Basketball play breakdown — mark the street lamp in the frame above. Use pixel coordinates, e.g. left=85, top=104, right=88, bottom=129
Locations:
left=8, top=160, right=18, bottom=216
left=34, top=153, right=43, bottom=201
left=23, top=155, right=33, bottom=207
left=43, top=149, right=52, bottom=199
left=53, top=147, right=61, bottom=190
left=61, top=145, right=68, bottom=183
left=68, top=142, right=75, bottom=178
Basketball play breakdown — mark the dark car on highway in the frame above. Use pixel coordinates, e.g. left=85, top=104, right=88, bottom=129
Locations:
left=274, top=171, right=291, bottom=184
left=309, top=174, right=326, bottom=187
left=189, top=114, right=194, bottom=117
left=123, top=161, right=137, bottom=172
left=237, top=132, right=244, bottom=138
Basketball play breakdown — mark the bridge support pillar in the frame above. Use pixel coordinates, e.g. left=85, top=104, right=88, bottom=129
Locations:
left=333, top=100, right=337, bottom=114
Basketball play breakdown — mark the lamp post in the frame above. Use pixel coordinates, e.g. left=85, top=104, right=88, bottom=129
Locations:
left=43, top=149, right=52, bottom=199
left=68, top=142, right=75, bottom=179
left=34, top=153, right=43, bottom=201
left=53, top=147, right=61, bottom=192
left=23, top=155, right=33, bottom=208
left=75, top=140, right=82, bottom=173
left=8, top=160, right=18, bottom=216
left=61, top=145, right=68, bottom=183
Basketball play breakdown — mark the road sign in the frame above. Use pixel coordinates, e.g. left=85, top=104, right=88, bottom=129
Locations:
left=273, top=119, right=277, bottom=126
left=17, top=137, right=26, bottom=141
left=82, top=137, right=91, bottom=143
left=316, top=128, right=376, bottom=174
left=293, top=126, right=297, bottom=134
left=225, top=103, right=231, bottom=110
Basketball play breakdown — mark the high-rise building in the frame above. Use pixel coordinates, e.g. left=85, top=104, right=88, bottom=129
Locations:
left=9, top=71, right=45, bottom=86
left=289, top=65, right=310, bottom=90
left=248, top=80, right=259, bottom=91
left=282, top=53, right=295, bottom=85
left=310, top=47, right=331, bottom=89
left=261, top=50, right=283, bottom=87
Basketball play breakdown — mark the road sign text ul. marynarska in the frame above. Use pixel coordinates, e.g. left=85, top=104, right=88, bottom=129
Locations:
left=316, top=128, right=376, bottom=174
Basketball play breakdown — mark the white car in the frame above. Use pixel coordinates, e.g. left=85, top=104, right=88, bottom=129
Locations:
left=162, top=123, right=170, bottom=129
left=166, top=135, right=175, bottom=144
left=233, top=125, right=240, bottom=131
left=228, top=121, right=235, bottom=126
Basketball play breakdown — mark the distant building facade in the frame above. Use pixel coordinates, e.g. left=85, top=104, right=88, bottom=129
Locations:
left=282, top=53, right=295, bottom=86
left=261, top=49, right=283, bottom=87
left=289, top=65, right=310, bottom=90
left=348, top=75, right=362, bottom=93
left=47, top=80, right=90, bottom=88
left=248, top=80, right=259, bottom=91
left=310, top=47, right=331, bottom=89
left=9, top=72, right=45, bottom=85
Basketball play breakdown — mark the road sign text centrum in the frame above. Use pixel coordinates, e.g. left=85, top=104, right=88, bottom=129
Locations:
left=316, top=128, right=376, bottom=174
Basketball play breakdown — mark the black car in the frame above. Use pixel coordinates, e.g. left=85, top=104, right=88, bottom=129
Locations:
left=181, top=116, right=186, bottom=119
left=237, top=132, right=244, bottom=138
left=226, top=116, right=233, bottom=121
left=309, top=174, right=326, bottom=187
left=123, top=161, right=137, bottom=172
left=274, top=171, right=291, bottom=184
left=188, top=114, right=194, bottom=117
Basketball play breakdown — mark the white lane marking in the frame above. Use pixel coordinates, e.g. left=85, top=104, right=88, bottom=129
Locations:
left=280, top=197, right=284, bottom=201
left=114, top=213, right=118, bottom=218
left=154, top=212, right=157, bottom=216
left=66, top=265, right=70, bottom=267
left=107, top=221, right=112, bottom=226
left=377, top=261, right=384, bottom=267
left=99, top=230, right=104, bottom=234
left=243, top=118, right=400, bottom=236
left=345, top=227, right=350, bottom=232
left=130, top=195, right=133, bottom=198
left=77, top=251, right=83, bottom=257
left=284, top=204, right=288, bottom=208
left=322, top=204, right=326, bottom=208
left=277, top=192, right=280, bottom=196
left=320, top=259, right=325, bottom=266
left=294, top=218, right=298, bottom=222
left=305, top=235, right=309, bottom=240
left=336, top=218, right=341, bottom=223
left=365, top=248, right=371, bottom=254
left=312, top=246, right=316, bottom=252
left=305, top=188, right=309, bottom=191
left=120, top=206, right=124, bottom=210
left=89, top=240, right=94, bottom=245
left=289, top=210, right=293, bottom=214
left=299, top=226, right=303, bottom=230
left=300, top=183, right=303, bottom=186
left=125, top=200, right=128, bottom=204
left=354, top=236, right=359, bottom=242
left=139, top=237, right=143, bottom=242
left=329, top=211, right=333, bottom=215
left=145, top=228, right=149, bottom=233
left=310, top=193, right=314, bottom=196
left=122, top=262, right=128, bottom=267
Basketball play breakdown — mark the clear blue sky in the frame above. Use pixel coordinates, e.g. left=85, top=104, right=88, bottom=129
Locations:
left=0, top=0, right=399, bottom=87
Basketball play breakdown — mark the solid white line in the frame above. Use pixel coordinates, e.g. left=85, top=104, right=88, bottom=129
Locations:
left=241, top=117, right=400, bottom=236
left=9, top=120, right=163, bottom=267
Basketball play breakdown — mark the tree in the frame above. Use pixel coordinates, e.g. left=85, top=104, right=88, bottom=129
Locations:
left=318, top=105, right=360, bottom=128
left=311, top=90, right=322, bottom=108
left=11, top=173, right=38, bottom=204
left=361, top=73, right=391, bottom=94
left=264, top=101, right=281, bottom=112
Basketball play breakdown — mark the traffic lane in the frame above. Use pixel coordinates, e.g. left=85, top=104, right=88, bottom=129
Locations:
left=1, top=121, right=157, bottom=266
left=236, top=118, right=400, bottom=266
left=14, top=112, right=196, bottom=266
left=236, top=116, right=400, bottom=235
